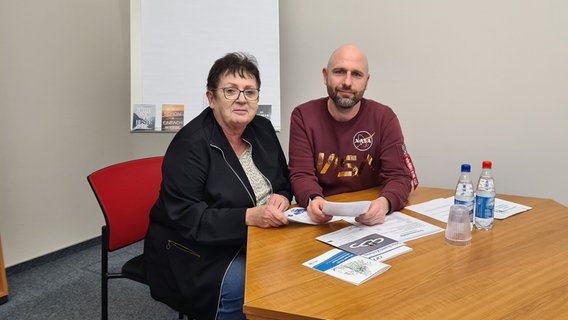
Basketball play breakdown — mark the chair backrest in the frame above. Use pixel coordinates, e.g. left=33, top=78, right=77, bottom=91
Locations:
left=87, top=156, right=163, bottom=251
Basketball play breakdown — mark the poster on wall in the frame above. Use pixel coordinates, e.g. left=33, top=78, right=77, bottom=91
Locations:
left=130, top=0, right=281, bottom=132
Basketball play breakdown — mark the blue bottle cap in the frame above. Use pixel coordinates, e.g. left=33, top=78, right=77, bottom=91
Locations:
left=461, top=164, right=471, bottom=172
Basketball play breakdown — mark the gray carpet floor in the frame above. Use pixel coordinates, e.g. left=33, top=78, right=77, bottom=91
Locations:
left=0, top=238, right=182, bottom=319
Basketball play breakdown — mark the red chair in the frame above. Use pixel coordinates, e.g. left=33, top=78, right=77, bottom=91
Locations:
left=87, top=156, right=185, bottom=320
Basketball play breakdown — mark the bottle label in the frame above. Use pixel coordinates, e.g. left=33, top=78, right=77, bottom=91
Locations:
left=456, top=183, right=474, bottom=196
left=478, top=178, right=495, bottom=192
left=475, top=195, right=495, bottom=219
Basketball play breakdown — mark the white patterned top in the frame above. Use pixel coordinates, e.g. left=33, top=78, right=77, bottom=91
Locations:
left=238, top=144, right=271, bottom=205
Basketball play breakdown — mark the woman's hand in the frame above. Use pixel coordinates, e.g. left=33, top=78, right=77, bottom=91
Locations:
left=266, top=193, right=290, bottom=212
left=245, top=194, right=290, bottom=228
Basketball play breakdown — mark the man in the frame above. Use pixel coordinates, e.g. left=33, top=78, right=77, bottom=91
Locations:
left=288, top=44, right=417, bottom=226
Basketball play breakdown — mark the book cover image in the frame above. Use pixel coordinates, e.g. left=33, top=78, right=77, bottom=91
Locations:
left=132, top=104, right=156, bottom=131
left=161, top=104, right=184, bottom=131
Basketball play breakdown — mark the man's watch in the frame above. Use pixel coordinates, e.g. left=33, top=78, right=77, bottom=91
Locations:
left=309, top=194, right=322, bottom=201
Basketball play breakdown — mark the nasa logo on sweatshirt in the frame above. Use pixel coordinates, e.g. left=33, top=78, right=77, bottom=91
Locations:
left=353, top=131, right=374, bottom=151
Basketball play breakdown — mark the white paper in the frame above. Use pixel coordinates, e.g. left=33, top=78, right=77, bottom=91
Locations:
left=406, top=197, right=532, bottom=222
left=405, top=198, right=453, bottom=223
left=493, top=198, right=533, bottom=219
left=319, top=212, right=444, bottom=243
left=322, top=200, right=371, bottom=217
left=283, top=207, right=342, bottom=225
left=367, top=245, right=413, bottom=262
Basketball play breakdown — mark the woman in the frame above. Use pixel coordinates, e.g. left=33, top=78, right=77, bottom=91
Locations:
left=144, top=52, right=292, bottom=320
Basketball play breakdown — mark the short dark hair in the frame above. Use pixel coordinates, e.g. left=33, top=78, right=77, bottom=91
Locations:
left=206, top=52, right=261, bottom=92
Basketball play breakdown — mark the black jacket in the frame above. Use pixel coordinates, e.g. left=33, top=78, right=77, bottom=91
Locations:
left=144, top=108, right=291, bottom=319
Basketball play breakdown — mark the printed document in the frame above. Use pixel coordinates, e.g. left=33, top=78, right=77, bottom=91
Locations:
left=319, top=212, right=444, bottom=244
left=406, top=197, right=532, bottom=223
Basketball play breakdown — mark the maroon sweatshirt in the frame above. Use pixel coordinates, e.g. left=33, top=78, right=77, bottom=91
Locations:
left=288, top=97, right=414, bottom=210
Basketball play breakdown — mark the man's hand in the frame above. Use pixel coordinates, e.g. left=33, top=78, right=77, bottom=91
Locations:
left=355, top=196, right=390, bottom=226
left=307, top=196, right=333, bottom=224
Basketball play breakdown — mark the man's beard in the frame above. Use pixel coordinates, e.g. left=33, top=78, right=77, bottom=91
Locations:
left=327, top=86, right=362, bottom=109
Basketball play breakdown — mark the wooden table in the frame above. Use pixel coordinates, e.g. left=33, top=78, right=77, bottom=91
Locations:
left=244, top=187, right=568, bottom=319
left=0, top=238, right=8, bottom=304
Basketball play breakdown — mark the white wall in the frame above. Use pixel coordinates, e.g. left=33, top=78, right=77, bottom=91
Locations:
left=278, top=0, right=568, bottom=203
left=0, top=0, right=173, bottom=267
left=0, top=0, right=566, bottom=267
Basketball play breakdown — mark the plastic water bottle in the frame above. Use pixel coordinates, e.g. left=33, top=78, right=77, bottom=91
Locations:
left=475, top=160, right=495, bottom=230
left=454, top=164, right=475, bottom=223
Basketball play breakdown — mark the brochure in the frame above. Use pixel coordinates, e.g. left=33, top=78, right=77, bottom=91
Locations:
left=303, top=248, right=391, bottom=285
left=131, top=104, right=156, bottom=131
left=161, top=104, right=184, bottom=131
left=283, top=207, right=342, bottom=225
left=317, top=230, right=410, bottom=262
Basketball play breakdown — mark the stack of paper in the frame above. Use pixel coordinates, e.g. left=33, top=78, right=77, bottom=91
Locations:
left=295, top=202, right=445, bottom=285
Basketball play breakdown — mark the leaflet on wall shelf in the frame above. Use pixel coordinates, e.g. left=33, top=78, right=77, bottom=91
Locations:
left=131, top=104, right=156, bottom=131
left=303, top=248, right=391, bottom=285
left=161, top=104, right=184, bottom=131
